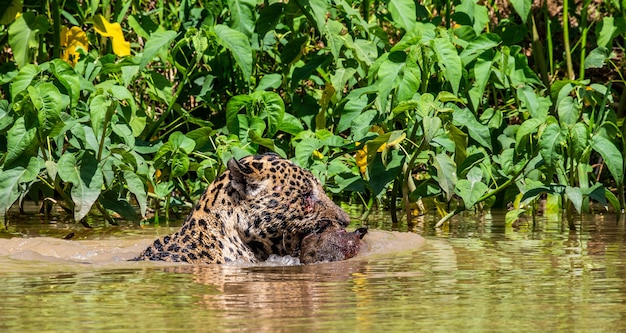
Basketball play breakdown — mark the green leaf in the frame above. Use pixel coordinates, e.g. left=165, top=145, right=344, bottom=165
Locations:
left=468, top=52, right=493, bottom=110
left=510, top=0, right=531, bottom=23
left=557, top=96, right=580, bottom=125
left=295, top=136, right=322, bottom=167
left=538, top=122, right=564, bottom=167
left=227, top=0, right=256, bottom=37
left=368, top=149, right=403, bottom=197
left=460, top=34, right=500, bottom=66
left=214, top=24, right=253, bottom=83
left=254, top=91, right=285, bottom=137
left=423, top=115, right=442, bottom=144
left=455, top=167, right=488, bottom=208
left=453, top=108, right=492, bottom=151
left=388, top=0, right=416, bottom=31
left=7, top=12, right=49, bottom=68
left=597, top=17, right=617, bottom=48
left=590, top=135, right=624, bottom=185
left=517, top=85, right=549, bottom=121
left=90, top=94, right=115, bottom=137
left=565, top=186, right=583, bottom=214
left=171, top=150, right=190, bottom=178
left=139, top=30, right=177, bottom=71
left=505, top=208, right=525, bottom=225
left=57, top=152, right=104, bottom=221
left=29, top=82, right=64, bottom=135
left=50, top=59, right=81, bottom=108
left=10, top=64, right=40, bottom=98
left=169, top=131, right=196, bottom=153
left=278, top=112, right=304, bottom=135
left=604, top=188, right=621, bottom=213
left=0, top=156, right=41, bottom=221
left=433, top=153, right=457, bottom=201
left=433, top=38, right=462, bottom=95
left=584, top=47, right=611, bottom=69
left=515, top=118, right=542, bottom=146
left=5, top=116, right=37, bottom=165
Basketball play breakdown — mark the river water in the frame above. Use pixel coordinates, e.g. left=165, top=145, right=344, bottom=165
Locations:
left=1, top=209, right=625, bottom=332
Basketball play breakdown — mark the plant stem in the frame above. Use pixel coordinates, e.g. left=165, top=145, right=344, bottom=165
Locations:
left=578, top=0, right=592, bottom=80
left=51, top=0, right=61, bottom=59
left=563, top=0, right=575, bottom=79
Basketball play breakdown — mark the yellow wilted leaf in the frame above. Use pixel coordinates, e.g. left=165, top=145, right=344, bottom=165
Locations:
left=60, top=26, right=88, bottom=66
left=355, top=143, right=368, bottom=175
left=93, top=14, right=130, bottom=57
left=0, top=0, right=22, bottom=24
left=312, top=150, right=324, bottom=160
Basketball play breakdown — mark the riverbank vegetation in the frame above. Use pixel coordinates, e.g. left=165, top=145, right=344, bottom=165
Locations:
left=0, top=0, right=624, bottom=228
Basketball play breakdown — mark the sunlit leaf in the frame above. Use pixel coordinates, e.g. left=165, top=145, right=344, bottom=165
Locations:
left=139, top=30, right=177, bottom=71
left=8, top=12, right=49, bottom=68
left=433, top=37, right=462, bottom=95
left=388, top=0, right=416, bottom=31
left=590, top=135, right=624, bottom=185
left=433, top=153, right=457, bottom=201
left=455, top=167, right=488, bottom=208
left=28, top=82, right=64, bottom=136
left=0, top=157, right=41, bottom=222
left=227, top=0, right=256, bottom=37
left=57, top=151, right=104, bottom=221
left=510, top=0, right=531, bottom=23
left=214, top=24, right=253, bottom=82
left=5, top=116, right=37, bottom=165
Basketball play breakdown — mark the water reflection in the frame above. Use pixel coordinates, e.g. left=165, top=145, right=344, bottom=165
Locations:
left=1, top=211, right=626, bottom=332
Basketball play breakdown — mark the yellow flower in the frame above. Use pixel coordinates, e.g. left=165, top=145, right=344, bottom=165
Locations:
left=60, top=26, right=88, bottom=66
left=93, top=14, right=130, bottom=57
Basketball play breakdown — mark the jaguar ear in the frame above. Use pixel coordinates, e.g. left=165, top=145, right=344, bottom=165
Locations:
left=227, top=157, right=262, bottom=197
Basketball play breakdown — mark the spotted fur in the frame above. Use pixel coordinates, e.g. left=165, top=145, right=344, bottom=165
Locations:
left=134, top=153, right=350, bottom=264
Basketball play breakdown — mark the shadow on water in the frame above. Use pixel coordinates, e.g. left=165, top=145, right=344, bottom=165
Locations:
left=1, top=206, right=626, bottom=332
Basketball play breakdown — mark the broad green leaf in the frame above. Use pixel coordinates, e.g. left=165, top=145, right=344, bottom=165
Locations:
left=10, top=64, right=39, bottom=98
left=254, top=91, right=285, bottom=137
left=597, top=17, right=616, bottom=49
left=256, top=3, right=284, bottom=37
left=256, top=74, right=282, bottom=91
left=586, top=182, right=607, bottom=207
left=376, top=52, right=405, bottom=111
left=517, top=85, right=549, bottom=121
left=570, top=122, right=588, bottom=157
left=226, top=94, right=252, bottom=135
left=90, top=94, right=115, bottom=137
left=100, top=189, right=139, bottom=221
left=139, top=30, right=177, bottom=71
left=453, top=108, right=492, bottom=151
left=0, top=157, right=41, bottom=221
left=460, top=34, right=500, bottom=66
left=590, top=135, right=624, bottom=184
left=171, top=150, right=190, bottom=177
left=28, top=82, right=64, bottom=135
left=538, top=122, right=564, bottom=167
left=337, top=93, right=368, bottom=133
left=433, top=38, right=462, bottom=95
left=57, top=152, right=104, bottom=221
left=455, top=167, right=488, bottom=208
left=278, top=112, right=305, bottom=135
left=352, top=39, right=378, bottom=67
left=423, top=115, right=442, bottom=144
left=227, top=0, right=256, bottom=37
left=50, top=59, right=81, bottom=107
left=8, top=12, right=49, bottom=68
left=215, top=24, right=253, bottom=82
left=433, top=153, right=457, bottom=201
left=368, top=149, right=403, bottom=197
left=510, top=0, right=531, bottom=23
left=296, top=0, right=328, bottom=32
left=5, top=116, right=37, bottom=165
left=515, top=118, right=542, bottom=146
left=505, top=208, right=525, bottom=225
left=468, top=52, right=493, bottom=110
left=323, top=20, right=345, bottom=60
left=169, top=131, right=196, bottom=153
left=557, top=96, right=580, bottom=125
left=295, top=136, right=322, bottom=167
left=388, top=0, right=416, bottom=31
left=604, top=188, right=621, bottom=213
left=584, top=47, right=611, bottom=69
left=565, top=186, right=583, bottom=214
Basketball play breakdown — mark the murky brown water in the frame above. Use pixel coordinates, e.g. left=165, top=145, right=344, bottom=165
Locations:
left=1, top=209, right=626, bottom=332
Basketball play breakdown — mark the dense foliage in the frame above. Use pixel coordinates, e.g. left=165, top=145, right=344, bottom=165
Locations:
left=0, top=0, right=624, bottom=227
